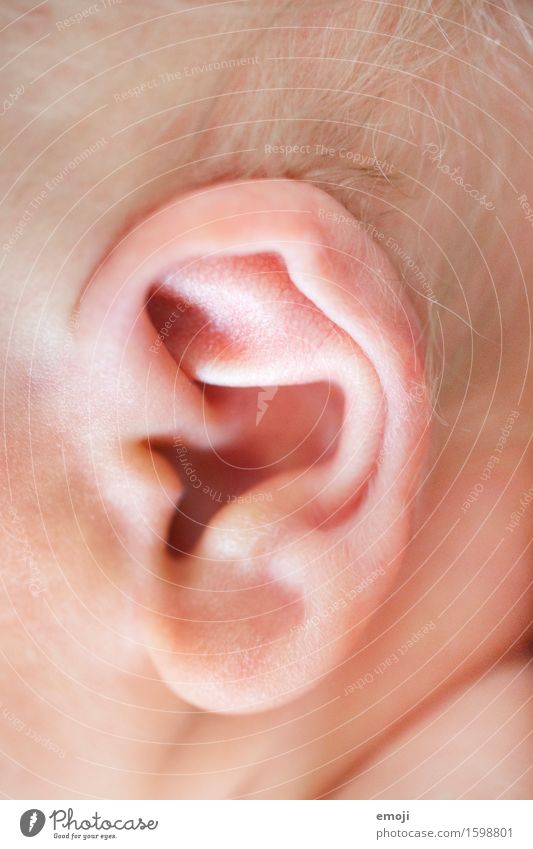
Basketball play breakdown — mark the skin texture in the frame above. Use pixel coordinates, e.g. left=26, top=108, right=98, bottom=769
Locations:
left=84, top=178, right=427, bottom=713
left=0, top=1, right=531, bottom=799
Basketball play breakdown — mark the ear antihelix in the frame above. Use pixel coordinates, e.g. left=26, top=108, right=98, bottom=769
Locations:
left=86, top=180, right=428, bottom=713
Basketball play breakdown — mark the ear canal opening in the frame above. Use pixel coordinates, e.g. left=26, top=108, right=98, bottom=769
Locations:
left=153, top=379, right=344, bottom=556
left=144, top=251, right=353, bottom=556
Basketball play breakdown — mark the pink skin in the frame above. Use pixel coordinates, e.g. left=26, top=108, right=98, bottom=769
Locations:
left=80, top=179, right=427, bottom=711
left=0, top=1, right=531, bottom=799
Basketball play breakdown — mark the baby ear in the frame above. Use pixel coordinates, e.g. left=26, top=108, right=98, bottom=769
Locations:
left=84, top=180, right=429, bottom=713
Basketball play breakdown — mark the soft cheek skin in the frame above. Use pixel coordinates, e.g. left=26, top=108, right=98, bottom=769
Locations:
left=0, top=320, right=173, bottom=667
left=0, top=345, right=186, bottom=795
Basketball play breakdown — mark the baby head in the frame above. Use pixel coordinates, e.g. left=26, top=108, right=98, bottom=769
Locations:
left=0, top=0, right=531, bottom=795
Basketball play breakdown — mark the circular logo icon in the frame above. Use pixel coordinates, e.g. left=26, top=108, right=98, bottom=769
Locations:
left=20, top=809, right=46, bottom=837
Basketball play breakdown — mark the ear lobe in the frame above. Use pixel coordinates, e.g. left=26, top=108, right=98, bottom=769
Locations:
left=84, top=180, right=428, bottom=713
